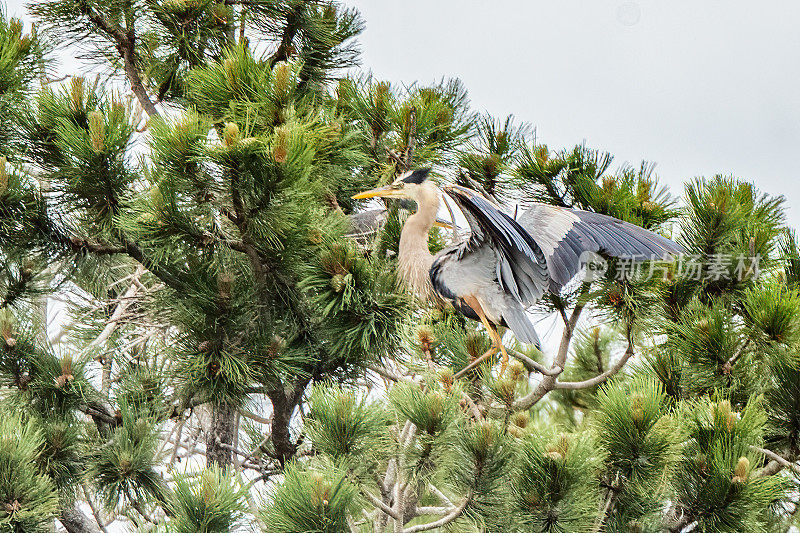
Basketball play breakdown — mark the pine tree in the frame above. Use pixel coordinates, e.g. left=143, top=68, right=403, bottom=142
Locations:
left=0, top=2, right=798, bottom=532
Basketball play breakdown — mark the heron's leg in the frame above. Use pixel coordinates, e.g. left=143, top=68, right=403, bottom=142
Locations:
left=460, top=296, right=509, bottom=376
left=475, top=316, right=508, bottom=375
left=497, top=337, right=509, bottom=376
left=486, top=324, right=509, bottom=376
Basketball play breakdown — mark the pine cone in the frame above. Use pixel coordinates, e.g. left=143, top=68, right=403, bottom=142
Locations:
left=88, top=111, right=105, bottom=153
left=732, top=456, right=749, bottom=484
left=0, top=156, right=7, bottom=195
left=510, top=411, right=530, bottom=429
left=223, top=122, right=240, bottom=147
left=330, top=273, right=346, bottom=293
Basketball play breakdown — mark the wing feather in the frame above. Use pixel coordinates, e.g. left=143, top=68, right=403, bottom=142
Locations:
left=445, top=185, right=549, bottom=306
left=517, top=204, right=682, bottom=293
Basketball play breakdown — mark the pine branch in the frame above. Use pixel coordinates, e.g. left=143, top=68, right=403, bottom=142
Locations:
left=402, top=490, right=472, bottom=533
left=75, top=0, right=159, bottom=117
left=554, top=334, right=635, bottom=390
left=268, top=4, right=303, bottom=67
left=362, top=488, right=399, bottom=520
left=403, top=106, right=417, bottom=170
left=67, top=237, right=126, bottom=255
left=239, top=407, right=271, bottom=424
left=81, top=402, right=121, bottom=428
left=452, top=346, right=498, bottom=380
left=266, top=381, right=307, bottom=466
left=0, top=266, right=33, bottom=310
left=722, top=335, right=752, bottom=371
left=59, top=502, right=103, bottom=533
left=118, top=236, right=184, bottom=291
left=752, top=446, right=800, bottom=476
left=80, top=485, right=111, bottom=533
left=593, top=471, right=620, bottom=533
left=507, top=347, right=561, bottom=376
left=413, top=506, right=449, bottom=516
left=129, top=498, right=159, bottom=525
left=83, top=266, right=145, bottom=394
left=514, top=288, right=587, bottom=409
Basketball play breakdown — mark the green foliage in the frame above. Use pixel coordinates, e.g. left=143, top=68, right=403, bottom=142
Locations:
left=35, top=417, right=84, bottom=495
left=302, top=240, right=411, bottom=365
left=337, top=75, right=474, bottom=175
left=264, top=461, right=359, bottom=533
left=0, top=411, right=58, bottom=533
left=0, top=1, right=798, bottom=531
left=454, top=420, right=513, bottom=521
left=595, top=377, right=676, bottom=483
left=116, top=363, right=168, bottom=419
left=668, top=299, right=748, bottom=397
left=390, top=380, right=461, bottom=437
left=186, top=45, right=289, bottom=125
left=764, top=360, right=800, bottom=456
left=680, top=176, right=784, bottom=298
left=511, top=431, right=601, bottom=532
left=553, top=327, right=617, bottom=413
left=742, top=281, right=800, bottom=350
left=22, top=79, right=137, bottom=229
left=88, top=403, right=165, bottom=509
left=458, top=115, right=528, bottom=199
left=671, top=398, right=787, bottom=532
left=0, top=9, right=44, bottom=153
left=514, top=144, right=677, bottom=230
left=307, top=383, right=388, bottom=467
left=169, top=467, right=245, bottom=533
left=594, top=377, right=679, bottom=530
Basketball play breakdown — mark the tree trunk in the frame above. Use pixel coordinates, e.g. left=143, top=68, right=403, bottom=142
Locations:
left=268, top=383, right=306, bottom=466
left=59, top=503, right=102, bottom=533
left=206, top=400, right=236, bottom=467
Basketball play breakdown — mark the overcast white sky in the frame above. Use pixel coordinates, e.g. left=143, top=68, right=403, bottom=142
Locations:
left=6, top=0, right=799, bottom=228
left=348, top=0, right=800, bottom=229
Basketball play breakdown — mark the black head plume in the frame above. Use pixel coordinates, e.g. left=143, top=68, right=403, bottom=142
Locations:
left=401, top=168, right=431, bottom=184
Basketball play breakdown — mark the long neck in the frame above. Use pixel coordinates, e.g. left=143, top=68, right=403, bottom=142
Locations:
left=398, top=182, right=439, bottom=299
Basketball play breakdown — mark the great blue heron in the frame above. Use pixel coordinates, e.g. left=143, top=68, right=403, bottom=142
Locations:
left=353, top=168, right=681, bottom=375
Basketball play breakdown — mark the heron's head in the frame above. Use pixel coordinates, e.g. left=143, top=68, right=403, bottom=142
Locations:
left=352, top=168, right=433, bottom=202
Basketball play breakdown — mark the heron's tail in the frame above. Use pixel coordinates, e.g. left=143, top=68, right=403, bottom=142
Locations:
left=502, top=306, right=541, bottom=349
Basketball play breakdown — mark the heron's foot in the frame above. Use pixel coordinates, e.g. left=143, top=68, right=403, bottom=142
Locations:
left=498, top=344, right=509, bottom=376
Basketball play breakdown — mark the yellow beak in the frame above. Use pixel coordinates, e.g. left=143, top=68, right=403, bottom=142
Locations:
left=352, top=185, right=403, bottom=200
left=434, top=219, right=454, bottom=230
left=352, top=187, right=455, bottom=229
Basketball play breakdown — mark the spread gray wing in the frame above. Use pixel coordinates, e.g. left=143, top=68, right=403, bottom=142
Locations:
left=444, top=185, right=550, bottom=307
left=517, top=203, right=682, bottom=293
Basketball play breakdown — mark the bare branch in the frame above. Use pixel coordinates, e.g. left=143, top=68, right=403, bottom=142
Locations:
left=403, top=490, right=472, bottom=533
left=76, top=0, right=159, bottom=117
left=362, top=489, right=399, bottom=520
left=514, top=292, right=587, bottom=410
left=93, top=266, right=144, bottom=394
left=239, top=407, right=272, bottom=425
left=453, top=346, right=497, bottom=380
left=59, top=502, right=103, bottom=533
left=752, top=446, right=800, bottom=476
left=507, top=347, right=562, bottom=376
left=80, top=485, right=111, bottom=533
left=555, top=342, right=635, bottom=390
